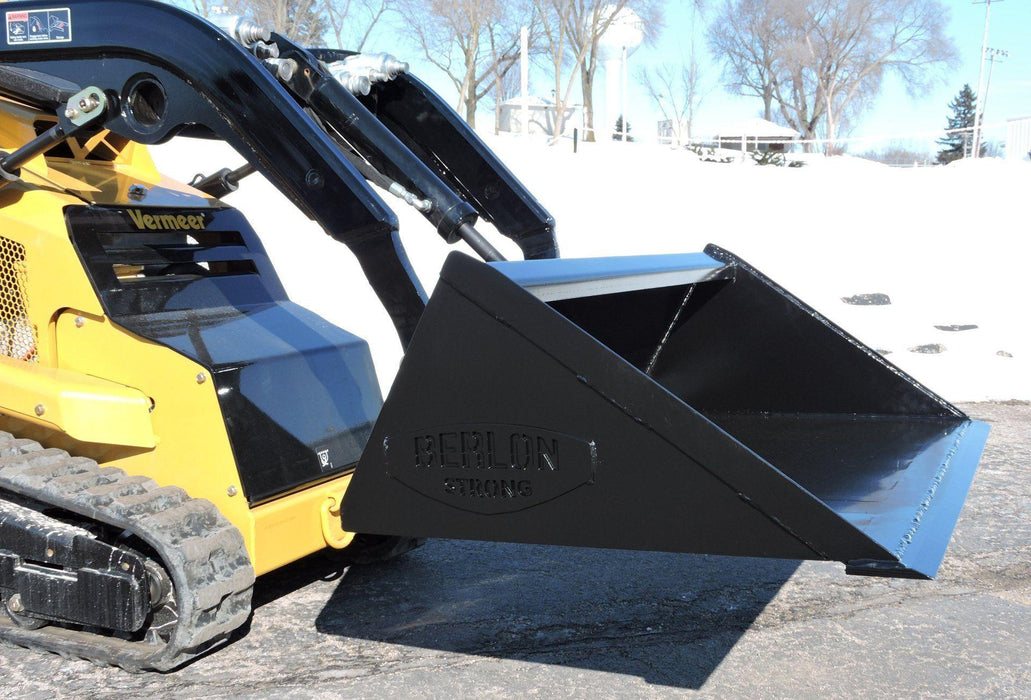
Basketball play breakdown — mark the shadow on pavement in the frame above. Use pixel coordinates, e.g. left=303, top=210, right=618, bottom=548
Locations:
left=256, top=540, right=801, bottom=689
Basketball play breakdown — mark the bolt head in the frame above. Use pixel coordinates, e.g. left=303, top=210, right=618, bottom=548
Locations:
left=196, top=372, right=207, bottom=384
left=305, top=169, right=324, bottom=189
left=227, top=485, right=239, bottom=497
left=74, top=315, right=86, bottom=328
left=45, top=548, right=54, bottom=558
left=75, top=93, right=101, bottom=113
left=7, top=594, right=24, bottom=613
left=277, top=60, right=296, bottom=81
left=64, top=107, right=79, bottom=120
left=34, top=404, right=45, bottom=416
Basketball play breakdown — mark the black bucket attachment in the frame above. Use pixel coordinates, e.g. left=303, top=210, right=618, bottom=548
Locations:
left=341, top=246, right=989, bottom=579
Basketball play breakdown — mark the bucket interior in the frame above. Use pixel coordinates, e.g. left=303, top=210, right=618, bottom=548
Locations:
left=544, top=263, right=973, bottom=561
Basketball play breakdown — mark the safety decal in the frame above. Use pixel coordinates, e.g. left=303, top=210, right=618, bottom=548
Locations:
left=6, top=8, right=71, bottom=45
left=317, top=448, right=334, bottom=472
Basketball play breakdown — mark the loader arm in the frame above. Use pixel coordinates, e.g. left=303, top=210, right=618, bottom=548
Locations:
left=0, top=0, right=557, bottom=345
left=308, top=48, right=558, bottom=260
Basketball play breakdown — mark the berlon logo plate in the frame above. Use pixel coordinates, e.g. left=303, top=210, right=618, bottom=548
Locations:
left=383, top=424, right=597, bottom=515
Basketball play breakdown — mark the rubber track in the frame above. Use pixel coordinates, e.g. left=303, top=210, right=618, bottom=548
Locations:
left=0, top=432, right=254, bottom=671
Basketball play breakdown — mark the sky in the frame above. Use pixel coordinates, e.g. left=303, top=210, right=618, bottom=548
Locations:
left=179, top=1, right=1030, bottom=154
left=360, top=0, right=1031, bottom=154
left=633, top=0, right=1031, bottom=148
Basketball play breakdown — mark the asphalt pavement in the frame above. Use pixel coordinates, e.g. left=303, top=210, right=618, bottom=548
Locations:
left=1, top=402, right=1028, bottom=697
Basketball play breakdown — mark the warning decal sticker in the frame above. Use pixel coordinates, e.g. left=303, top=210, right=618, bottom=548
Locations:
left=7, top=8, right=72, bottom=45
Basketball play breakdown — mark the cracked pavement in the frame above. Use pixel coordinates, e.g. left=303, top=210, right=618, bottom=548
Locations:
left=1, top=403, right=1028, bottom=696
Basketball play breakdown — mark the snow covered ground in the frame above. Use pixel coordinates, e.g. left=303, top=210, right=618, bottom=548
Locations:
left=151, top=136, right=1031, bottom=402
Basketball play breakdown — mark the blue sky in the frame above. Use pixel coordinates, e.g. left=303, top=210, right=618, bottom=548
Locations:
left=369, top=0, right=1030, bottom=152
left=631, top=0, right=1031, bottom=147
left=182, top=1, right=1028, bottom=152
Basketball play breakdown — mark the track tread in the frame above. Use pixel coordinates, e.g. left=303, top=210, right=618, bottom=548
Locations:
left=0, top=433, right=254, bottom=671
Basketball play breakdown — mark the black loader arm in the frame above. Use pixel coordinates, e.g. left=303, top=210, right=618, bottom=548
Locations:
left=308, top=48, right=558, bottom=260
left=0, top=0, right=556, bottom=345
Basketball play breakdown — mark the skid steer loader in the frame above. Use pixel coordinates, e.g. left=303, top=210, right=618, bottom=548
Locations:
left=0, top=0, right=989, bottom=672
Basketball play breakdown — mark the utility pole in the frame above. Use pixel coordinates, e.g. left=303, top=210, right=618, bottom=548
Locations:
left=621, top=45, right=628, bottom=142
left=972, top=0, right=1002, bottom=159
left=520, top=26, right=529, bottom=138
left=982, top=48, right=1009, bottom=120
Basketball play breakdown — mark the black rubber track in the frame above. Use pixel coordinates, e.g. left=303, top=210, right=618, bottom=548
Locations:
left=0, top=432, right=254, bottom=671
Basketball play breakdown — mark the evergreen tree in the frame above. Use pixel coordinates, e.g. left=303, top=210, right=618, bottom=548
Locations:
left=612, top=115, right=634, bottom=142
left=936, top=84, right=980, bottom=165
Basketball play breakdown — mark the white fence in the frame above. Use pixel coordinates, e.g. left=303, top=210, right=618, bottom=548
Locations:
left=649, top=120, right=1014, bottom=160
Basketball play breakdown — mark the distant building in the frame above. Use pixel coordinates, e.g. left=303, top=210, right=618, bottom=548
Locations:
left=657, top=119, right=691, bottom=145
left=713, top=118, right=799, bottom=152
left=499, top=96, right=583, bottom=138
left=1006, top=116, right=1031, bottom=161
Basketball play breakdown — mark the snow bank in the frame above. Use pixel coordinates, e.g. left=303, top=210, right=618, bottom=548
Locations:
left=151, top=136, right=1031, bottom=402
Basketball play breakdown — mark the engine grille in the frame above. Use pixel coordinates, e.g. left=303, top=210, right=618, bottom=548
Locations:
left=0, top=236, right=37, bottom=361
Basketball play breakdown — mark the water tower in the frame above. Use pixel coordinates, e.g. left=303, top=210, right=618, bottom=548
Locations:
left=597, top=5, right=645, bottom=140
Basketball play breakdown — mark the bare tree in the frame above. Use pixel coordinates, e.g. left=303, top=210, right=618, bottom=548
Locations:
left=707, top=0, right=791, bottom=122
left=562, top=0, right=664, bottom=142
left=485, top=50, right=523, bottom=134
left=178, top=0, right=385, bottom=49
left=224, top=0, right=329, bottom=44
left=324, top=0, right=391, bottom=50
left=397, top=0, right=537, bottom=128
left=769, top=1, right=824, bottom=146
left=640, top=4, right=704, bottom=145
left=640, top=58, right=702, bottom=145
left=709, top=0, right=956, bottom=150
left=569, top=1, right=624, bottom=141
left=185, top=0, right=218, bottom=17
left=534, top=0, right=576, bottom=142
left=803, top=0, right=957, bottom=152
left=534, top=0, right=639, bottom=143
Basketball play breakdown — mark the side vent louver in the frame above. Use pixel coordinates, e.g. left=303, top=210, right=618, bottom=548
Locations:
left=67, top=207, right=285, bottom=319
left=98, top=230, right=259, bottom=283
